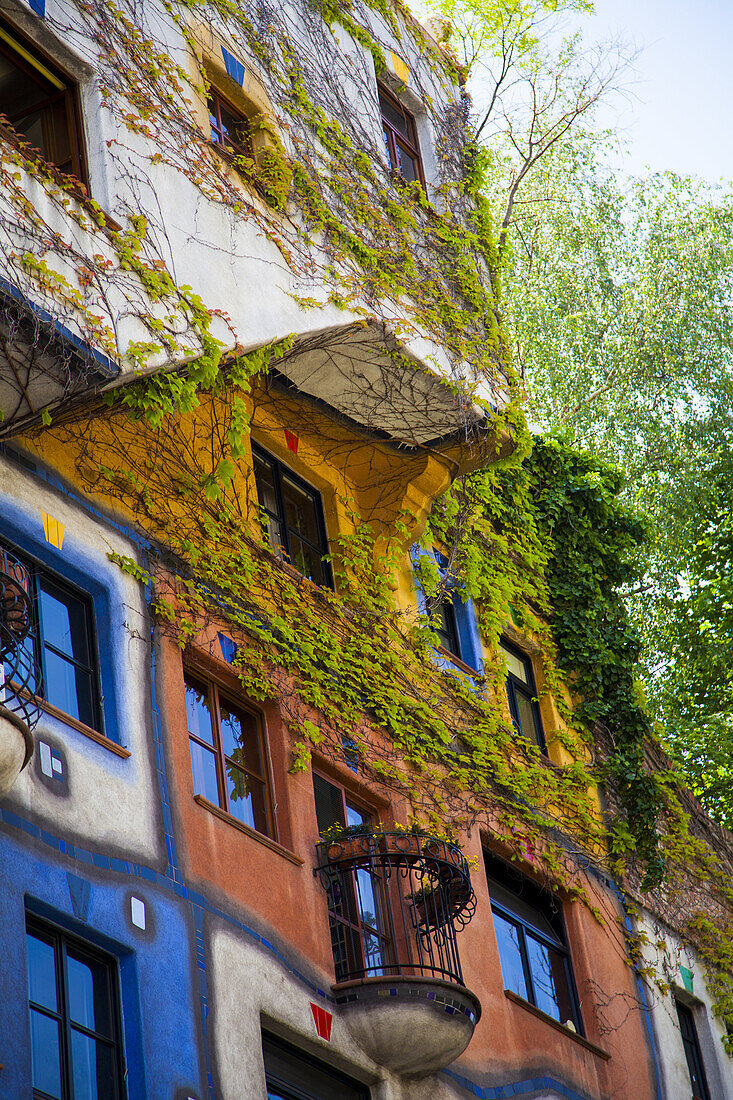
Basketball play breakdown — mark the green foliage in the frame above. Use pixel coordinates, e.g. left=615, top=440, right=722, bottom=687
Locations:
left=502, top=138, right=733, bottom=831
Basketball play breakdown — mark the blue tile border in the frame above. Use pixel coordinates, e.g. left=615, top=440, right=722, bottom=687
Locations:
left=0, top=803, right=335, bottom=1006
left=441, top=1069, right=593, bottom=1100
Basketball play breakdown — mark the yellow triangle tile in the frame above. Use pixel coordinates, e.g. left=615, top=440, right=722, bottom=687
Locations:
left=389, top=50, right=410, bottom=85
left=41, top=511, right=65, bottom=550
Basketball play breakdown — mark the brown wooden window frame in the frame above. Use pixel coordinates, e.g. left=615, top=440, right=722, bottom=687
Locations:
left=378, top=82, right=424, bottom=186
left=185, top=668, right=276, bottom=839
left=0, top=17, right=88, bottom=186
left=313, top=770, right=394, bottom=982
left=207, top=86, right=254, bottom=160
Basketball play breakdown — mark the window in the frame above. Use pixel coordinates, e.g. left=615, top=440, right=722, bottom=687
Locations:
left=208, top=87, right=252, bottom=159
left=411, top=546, right=482, bottom=672
left=486, top=852, right=581, bottom=1032
left=676, top=1001, right=711, bottom=1100
left=313, top=772, right=389, bottom=980
left=0, top=18, right=86, bottom=182
left=433, top=595, right=460, bottom=658
left=185, top=670, right=274, bottom=837
left=1, top=543, right=101, bottom=732
left=25, top=915, right=124, bottom=1100
left=500, top=639, right=544, bottom=749
left=252, top=443, right=332, bottom=588
left=263, top=1031, right=369, bottom=1100
left=378, top=84, right=423, bottom=185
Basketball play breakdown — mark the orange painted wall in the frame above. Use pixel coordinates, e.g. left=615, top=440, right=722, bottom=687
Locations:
left=157, top=629, right=657, bottom=1098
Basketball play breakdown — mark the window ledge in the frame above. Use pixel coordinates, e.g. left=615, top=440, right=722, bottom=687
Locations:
left=38, top=699, right=130, bottom=758
left=194, top=794, right=304, bottom=865
left=436, top=645, right=482, bottom=678
left=504, top=990, right=610, bottom=1061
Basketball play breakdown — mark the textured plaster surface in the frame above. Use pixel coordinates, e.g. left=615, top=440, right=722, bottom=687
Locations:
left=0, top=458, right=162, bottom=861
left=639, top=913, right=733, bottom=1100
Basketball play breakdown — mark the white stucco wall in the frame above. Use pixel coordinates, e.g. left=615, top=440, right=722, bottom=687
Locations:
left=1, top=455, right=163, bottom=862
left=638, top=912, right=733, bottom=1100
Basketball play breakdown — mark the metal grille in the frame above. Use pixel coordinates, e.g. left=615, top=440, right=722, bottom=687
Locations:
left=315, top=830, right=476, bottom=986
left=0, top=546, right=41, bottom=730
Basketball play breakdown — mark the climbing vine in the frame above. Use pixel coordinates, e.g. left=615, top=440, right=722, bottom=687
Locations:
left=1, top=0, right=732, bottom=1058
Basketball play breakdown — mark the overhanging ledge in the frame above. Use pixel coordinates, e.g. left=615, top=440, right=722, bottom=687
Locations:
left=270, top=320, right=501, bottom=449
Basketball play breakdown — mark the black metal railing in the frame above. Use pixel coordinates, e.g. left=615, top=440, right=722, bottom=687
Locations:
left=315, top=830, right=476, bottom=986
left=0, top=547, right=41, bottom=730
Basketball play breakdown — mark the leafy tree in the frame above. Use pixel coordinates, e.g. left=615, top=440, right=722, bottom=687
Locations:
left=431, top=0, right=733, bottom=823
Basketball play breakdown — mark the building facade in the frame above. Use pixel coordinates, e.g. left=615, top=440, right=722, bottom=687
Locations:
left=0, top=0, right=731, bottom=1099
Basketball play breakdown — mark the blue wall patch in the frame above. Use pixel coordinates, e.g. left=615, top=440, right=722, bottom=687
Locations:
left=221, top=47, right=246, bottom=87
left=28, top=0, right=45, bottom=15
left=67, top=873, right=91, bottom=921
left=218, top=632, right=236, bottom=663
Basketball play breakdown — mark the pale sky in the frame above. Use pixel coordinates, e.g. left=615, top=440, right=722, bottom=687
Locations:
left=587, top=0, right=733, bottom=183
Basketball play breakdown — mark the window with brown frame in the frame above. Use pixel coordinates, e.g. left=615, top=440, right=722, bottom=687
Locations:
left=185, top=670, right=274, bottom=837
left=378, top=84, right=423, bottom=185
left=312, top=772, right=391, bottom=980
left=0, top=18, right=87, bottom=183
left=207, top=87, right=253, bottom=160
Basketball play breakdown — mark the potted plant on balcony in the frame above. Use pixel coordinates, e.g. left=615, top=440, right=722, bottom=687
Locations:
left=319, top=821, right=380, bottom=863
left=408, top=879, right=449, bottom=929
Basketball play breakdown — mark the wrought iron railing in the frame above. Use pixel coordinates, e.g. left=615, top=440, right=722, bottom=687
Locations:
left=315, top=829, right=476, bottom=986
left=0, top=547, right=41, bottom=730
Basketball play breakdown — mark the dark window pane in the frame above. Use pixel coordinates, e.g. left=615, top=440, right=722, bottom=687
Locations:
left=219, top=700, right=262, bottom=772
left=501, top=643, right=529, bottom=683
left=71, top=1028, right=116, bottom=1100
left=224, top=764, right=269, bottom=833
left=189, top=739, right=220, bottom=805
left=382, top=126, right=393, bottom=169
left=0, top=24, right=80, bottom=180
left=525, top=934, right=574, bottom=1024
left=46, top=97, right=72, bottom=167
left=514, top=687, right=541, bottom=746
left=219, top=101, right=250, bottom=154
left=43, top=647, right=94, bottom=725
left=30, top=1008, right=62, bottom=1098
left=434, top=599, right=460, bottom=656
left=263, top=515, right=286, bottom=557
left=493, top=911, right=528, bottom=1000
left=26, top=932, right=57, bottom=1011
left=287, top=534, right=324, bottom=585
left=263, top=1032, right=369, bottom=1100
left=185, top=678, right=215, bottom=746
left=281, top=475, right=321, bottom=547
left=345, top=799, right=371, bottom=829
left=0, top=52, right=51, bottom=118
left=487, top=873, right=563, bottom=945
left=379, top=92, right=411, bottom=141
left=39, top=578, right=90, bottom=664
left=395, top=142, right=418, bottom=182
left=67, top=952, right=113, bottom=1037
left=677, top=1002, right=711, bottom=1100
left=253, top=453, right=280, bottom=516
left=314, top=773, right=345, bottom=834
left=252, top=447, right=330, bottom=588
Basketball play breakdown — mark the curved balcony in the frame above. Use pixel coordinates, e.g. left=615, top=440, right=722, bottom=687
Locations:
left=315, top=829, right=480, bottom=1077
left=0, top=548, right=39, bottom=795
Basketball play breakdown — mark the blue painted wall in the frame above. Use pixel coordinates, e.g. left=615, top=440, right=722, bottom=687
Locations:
left=0, top=827, right=205, bottom=1099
